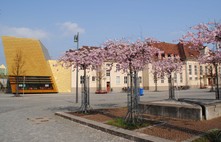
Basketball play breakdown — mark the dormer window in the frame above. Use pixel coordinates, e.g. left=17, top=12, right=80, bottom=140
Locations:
left=161, top=53, right=165, bottom=58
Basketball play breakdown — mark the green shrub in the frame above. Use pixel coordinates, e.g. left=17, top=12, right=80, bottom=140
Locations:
left=107, top=118, right=150, bottom=130
left=192, top=129, right=221, bottom=142
left=205, top=129, right=221, bottom=142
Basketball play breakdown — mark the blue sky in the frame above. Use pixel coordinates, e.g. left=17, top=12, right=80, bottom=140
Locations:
left=0, top=0, right=220, bottom=65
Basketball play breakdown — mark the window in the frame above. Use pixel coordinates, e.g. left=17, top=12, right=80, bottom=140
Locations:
left=194, top=65, right=197, bottom=75
left=124, top=76, right=127, bottom=84
left=189, top=77, right=192, bottom=80
left=106, top=70, right=110, bottom=76
left=92, top=76, right=95, bottom=81
left=174, top=73, right=177, bottom=83
left=161, top=76, right=164, bottom=83
left=116, top=64, right=120, bottom=71
left=155, top=53, right=159, bottom=58
left=139, top=76, right=142, bottom=84
left=205, top=66, right=208, bottom=75
left=116, top=76, right=120, bottom=84
left=153, top=74, right=157, bottom=83
left=180, top=73, right=183, bottom=83
left=219, top=67, right=221, bottom=75
left=161, top=53, right=165, bottom=58
left=195, top=77, right=198, bottom=80
left=80, top=76, right=84, bottom=84
left=200, top=66, right=203, bottom=75
left=80, top=66, right=83, bottom=70
left=189, top=65, right=192, bottom=75
left=106, top=63, right=111, bottom=67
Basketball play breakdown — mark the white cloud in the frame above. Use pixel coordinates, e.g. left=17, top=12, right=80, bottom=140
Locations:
left=59, top=22, right=85, bottom=36
left=0, top=25, right=48, bottom=39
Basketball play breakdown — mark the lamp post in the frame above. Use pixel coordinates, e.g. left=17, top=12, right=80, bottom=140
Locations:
left=74, top=32, right=79, bottom=103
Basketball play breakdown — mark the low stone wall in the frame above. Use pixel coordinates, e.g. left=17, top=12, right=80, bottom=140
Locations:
left=203, top=103, right=221, bottom=120
left=178, top=98, right=221, bottom=120
left=139, top=100, right=202, bottom=120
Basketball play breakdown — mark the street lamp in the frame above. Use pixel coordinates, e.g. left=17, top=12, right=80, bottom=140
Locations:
left=74, top=32, right=79, bottom=103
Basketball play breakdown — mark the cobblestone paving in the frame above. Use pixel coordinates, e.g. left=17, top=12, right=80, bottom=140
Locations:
left=0, top=94, right=131, bottom=142
left=0, top=89, right=215, bottom=142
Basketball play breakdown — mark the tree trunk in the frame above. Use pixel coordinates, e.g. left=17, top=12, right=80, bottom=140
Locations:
left=15, top=76, right=20, bottom=97
left=215, top=64, right=220, bottom=99
left=168, top=74, right=175, bottom=99
left=129, top=67, right=134, bottom=122
left=98, top=73, right=102, bottom=91
left=81, top=67, right=89, bottom=113
left=210, top=66, right=214, bottom=92
left=154, top=73, right=158, bottom=92
left=125, top=62, right=140, bottom=124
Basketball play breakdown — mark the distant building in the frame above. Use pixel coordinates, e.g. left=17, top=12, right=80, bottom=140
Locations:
left=71, top=61, right=143, bottom=93
left=0, top=64, right=7, bottom=75
left=143, top=42, right=216, bottom=90
left=0, top=64, right=7, bottom=90
left=1, top=36, right=217, bottom=94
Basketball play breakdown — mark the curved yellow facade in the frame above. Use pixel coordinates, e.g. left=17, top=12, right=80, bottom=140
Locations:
left=2, top=36, right=58, bottom=93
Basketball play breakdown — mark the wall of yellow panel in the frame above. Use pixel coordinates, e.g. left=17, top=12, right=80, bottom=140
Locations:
left=2, top=36, right=58, bottom=93
left=2, top=36, right=52, bottom=76
left=48, top=60, right=71, bottom=92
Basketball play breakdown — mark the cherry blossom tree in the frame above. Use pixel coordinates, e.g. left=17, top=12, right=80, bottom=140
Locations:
left=198, top=51, right=221, bottom=98
left=153, top=57, right=183, bottom=99
left=151, top=59, right=163, bottom=92
left=180, top=21, right=221, bottom=99
left=151, top=50, right=168, bottom=92
left=180, top=22, right=221, bottom=49
left=58, top=46, right=106, bottom=113
left=103, top=38, right=159, bottom=123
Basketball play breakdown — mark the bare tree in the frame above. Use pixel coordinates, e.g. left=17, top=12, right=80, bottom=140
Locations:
left=96, top=65, right=109, bottom=93
left=11, top=49, right=25, bottom=97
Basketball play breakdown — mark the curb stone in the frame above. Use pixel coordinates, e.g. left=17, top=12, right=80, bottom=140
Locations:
left=55, top=112, right=173, bottom=142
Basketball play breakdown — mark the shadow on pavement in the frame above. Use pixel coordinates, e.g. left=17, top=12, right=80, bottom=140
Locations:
left=93, top=103, right=119, bottom=108
left=47, top=106, right=79, bottom=112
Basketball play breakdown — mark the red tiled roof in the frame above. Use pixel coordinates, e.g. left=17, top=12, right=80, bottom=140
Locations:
left=153, top=42, right=180, bottom=56
left=183, top=45, right=200, bottom=58
left=80, top=43, right=200, bottom=61
left=178, top=43, right=200, bottom=60
left=153, top=42, right=200, bottom=60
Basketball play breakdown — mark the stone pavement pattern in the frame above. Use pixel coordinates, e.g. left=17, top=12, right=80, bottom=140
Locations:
left=0, top=89, right=215, bottom=142
left=0, top=94, right=132, bottom=142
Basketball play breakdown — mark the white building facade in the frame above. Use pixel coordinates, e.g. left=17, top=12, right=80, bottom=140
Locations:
left=70, top=44, right=219, bottom=93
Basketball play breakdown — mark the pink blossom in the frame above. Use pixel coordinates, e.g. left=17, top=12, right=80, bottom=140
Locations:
left=58, top=46, right=106, bottom=71
left=180, top=22, right=221, bottom=49
left=199, top=51, right=221, bottom=65
left=103, top=38, right=160, bottom=72
left=152, top=57, right=183, bottom=78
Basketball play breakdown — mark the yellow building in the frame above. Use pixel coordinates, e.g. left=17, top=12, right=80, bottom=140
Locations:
left=49, top=60, right=71, bottom=92
left=2, top=36, right=58, bottom=93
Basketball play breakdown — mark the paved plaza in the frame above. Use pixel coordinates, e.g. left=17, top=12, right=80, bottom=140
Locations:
left=0, top=88, right=216, bottom=142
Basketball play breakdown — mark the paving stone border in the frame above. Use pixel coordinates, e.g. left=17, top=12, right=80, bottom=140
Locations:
left=55, top=112, right=173, bottom=142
